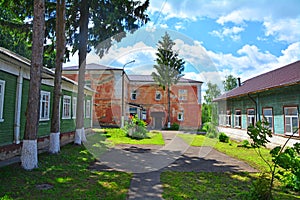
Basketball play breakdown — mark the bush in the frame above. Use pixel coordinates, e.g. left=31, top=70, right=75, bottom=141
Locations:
left=203, top=122, right=218, bottom=138
left=241, top=140, right=250, bottom=148
left=218, top=132, right=229, bottom=143
left=124, top=115, right=149, bottom=139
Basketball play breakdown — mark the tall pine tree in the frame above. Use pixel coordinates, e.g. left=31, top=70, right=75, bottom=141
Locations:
left=152, top=32, right=185, bottom=128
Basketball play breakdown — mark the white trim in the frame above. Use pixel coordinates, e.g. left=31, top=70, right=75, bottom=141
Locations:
left=72, top=96, right=77, bottom=119
left=86, top=99, right=91, bottom=118
left=40, top=90, right=51, bottom=121
left=62, top=95, right=71, bottom=119
left=284, top=107, right=299, bottom=136
left=177, top=112, right=184, bottom=121
left=155, top=91, right=162, bottom=100
left=178, top=89, right=187, bottom=101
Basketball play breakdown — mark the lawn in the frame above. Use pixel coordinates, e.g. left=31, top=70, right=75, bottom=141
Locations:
left=92, top=128, right=165, bottom=145
left=179, top=133, right=271, bottom=171
left=0, top=144, right=131, bottom=200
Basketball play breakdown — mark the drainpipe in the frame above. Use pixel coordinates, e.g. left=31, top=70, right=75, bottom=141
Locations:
left=14, top=67, right=23, bottom=144
left=247, top=93, right=260, bottom=121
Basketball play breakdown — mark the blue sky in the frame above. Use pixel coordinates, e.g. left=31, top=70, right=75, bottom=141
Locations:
left=66, top=0, right=300, bottom=94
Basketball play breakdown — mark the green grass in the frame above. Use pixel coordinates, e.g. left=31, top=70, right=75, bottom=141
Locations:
left=161, top=171, right=300, bottom=200
left=93, top=128, right=165, bottom=145
left=179, top=133, right=271, bottom=171
left=0, top=144, right=131, bottom=200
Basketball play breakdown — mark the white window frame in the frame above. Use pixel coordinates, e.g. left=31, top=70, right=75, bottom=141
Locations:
left=86, top=99, right=91, bottom=118
left=263, top=108, right=273, bottom=131
left=178, top=89, right=187, bottom=101
left=226, top=110, right=231, bottom=127
left=155, top=91, right=162, bottom=100
left=0, top=80, right=5, bottom=122
left=131, top=90, right=137, bottom=100
left=177, top=112, right=184, bottom=121
left=284, top=107, right=299, bottom=136
left=247, top=108, right=255, bottom=127
left=40, top=91, right=51, bottom=121
left=62, top=95, right=71, bottom=119
left=72, top=97, right=77, bottom=119
left=234, top=110, right=241, bottom=128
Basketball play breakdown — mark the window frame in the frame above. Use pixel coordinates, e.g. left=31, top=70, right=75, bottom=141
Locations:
left=226, top=110, right=231, bottom=127
left=72, top=97, right=77, bottom=119
left=178, top=89, right=188, bottom=101
left=284, top=106, right=299, bottom=136
left=234, top=109, right=241, bottom=128
left=262, top=107, right=273, bottom=132
left=0, top=80, right=5, bottom=122
left=247, top=108, right=256, bottom=127
left=40, top=90, right=51, bottom=121
left=131, top=90, right=137, bottom=100
left=86, top=99, right=91, bottom=118
left=62, top=95, right=71, bottom=119
left=155, top=91, right=162, bottom=101
left=177, top=112, right=184, bottom=121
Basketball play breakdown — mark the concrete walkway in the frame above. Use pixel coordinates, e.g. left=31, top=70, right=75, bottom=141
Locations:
left=89, top=131, right=258, bottom=200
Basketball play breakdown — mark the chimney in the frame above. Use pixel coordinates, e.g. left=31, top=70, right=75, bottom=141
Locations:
left=237, top=77, right=241, bottom=87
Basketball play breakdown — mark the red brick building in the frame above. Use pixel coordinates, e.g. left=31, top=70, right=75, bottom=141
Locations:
left=63, top=63, right=203, bottom=129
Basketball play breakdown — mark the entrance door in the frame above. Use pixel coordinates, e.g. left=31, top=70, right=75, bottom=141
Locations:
left=154, top=117, right=163, bottom=129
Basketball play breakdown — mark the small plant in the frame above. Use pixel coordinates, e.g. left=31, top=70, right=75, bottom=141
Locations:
left=240, top=140, right=250, bottom=148
left=203, top=122, right=218, bottom=138
left=124, top=115, right=149, bottom=139
left=247, top=120, right=300, bottom=199
left=218, top=132, right=229, bottom=143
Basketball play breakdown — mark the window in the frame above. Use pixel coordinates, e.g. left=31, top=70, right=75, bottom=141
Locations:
left=263, top=108, right=273, bottom=131
left=218, top=110, right=226, bottom=126
left=40, top=91, right=50, bottom=121
left=62, top=95, right=71, bottom=119
left=85, top=80, right=91, bottom=88
left=131, top=90, right=137, bottom=100
left=86, top=100, right=91, bottom=118
left=72, top=97, right=77, bottom=119
left=284, top=107, right=299, bottom=136
left=155, top=91, right=161, bottom=100
left=178, top=89, right=187, bottom=101
left=226, top=110, right=231, bottom=127
left=178, top=112, right=184, bottom=121
left=142, top=110, right=147, bottom=120
left=0, top=80, right=5, bottom=122
left=234, top=110, right=241, bottom=128
left=247, top=109, right=255, bottom=126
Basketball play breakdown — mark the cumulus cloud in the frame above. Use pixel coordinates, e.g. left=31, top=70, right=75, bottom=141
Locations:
left=210, top=26, right=244, bottom=41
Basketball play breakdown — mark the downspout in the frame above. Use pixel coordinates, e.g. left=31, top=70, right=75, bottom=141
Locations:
left=247, top=93, right=260, bottom=121
left=14, top=67, right=23, bottom=144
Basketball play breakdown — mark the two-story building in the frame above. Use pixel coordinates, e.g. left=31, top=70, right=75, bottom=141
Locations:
left=63, top=64, right=203, bottom=129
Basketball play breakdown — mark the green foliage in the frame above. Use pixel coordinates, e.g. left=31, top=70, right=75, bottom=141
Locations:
left=124, top=115, right=149, bottom=139
left=223, top=74, right=238, bottom=91
left=201, top=103, right=212, bottom=124
left=241, top=140, right=250, bottom=148
left=247, top=121, right=272, bottom=148
left=219, top=132, right=229, bottom=143
left=165, top=122, right=180, bottom=130
left=204, top=82, right=221, bottom=104
left=203, top=122, right=219, bottom=138
left=248, top=173, right=273, bottom=200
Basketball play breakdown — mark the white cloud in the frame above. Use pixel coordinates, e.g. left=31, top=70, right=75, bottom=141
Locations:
left=210, top=26, right=244, bottom=41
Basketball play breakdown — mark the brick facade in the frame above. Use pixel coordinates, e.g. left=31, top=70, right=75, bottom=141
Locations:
left=63, top=64, right=203, bottom=129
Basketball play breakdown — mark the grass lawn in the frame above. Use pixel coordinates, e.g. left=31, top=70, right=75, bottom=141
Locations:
left=161, top=171, right=299, bottom=200
left=0, top=144, right=131, bottom=200
left=179, top=133, right=271, bottom=171
left=92, top=128, right=165, bottom=145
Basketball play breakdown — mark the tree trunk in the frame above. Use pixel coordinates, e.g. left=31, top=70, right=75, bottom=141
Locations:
left=49, top=0, right=66, bottom=153
left=21, top=0, right=45, bottom=170
left=75, top=0, right=88, bottom=145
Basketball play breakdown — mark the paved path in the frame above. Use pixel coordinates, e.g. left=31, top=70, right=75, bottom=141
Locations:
left=89, top=131, right=258, bottom=200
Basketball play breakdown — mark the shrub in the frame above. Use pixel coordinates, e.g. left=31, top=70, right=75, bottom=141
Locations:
left=170, top=122, right=180, bottom=130
left=124, top=115, right=149, bottom=139
left=241, top=140, right=250, bottom=148
left=218, top=132, right=229, bottom=143
left=203, top=122, right=218, bottom=138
